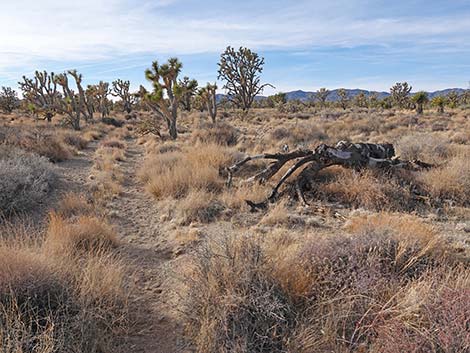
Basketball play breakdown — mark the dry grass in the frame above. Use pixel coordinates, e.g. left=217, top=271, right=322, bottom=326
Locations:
left=44, top=212, right=119, bottom=254
left=56, top=192, right=95, bottom=218
left=140, top=143, right=235, bottom=199
left=176, top=190, right=225, bottom=225
left=419, top=150, right=470, bottom=205
left=0, top=222, right=128, bottom=352
left=179, top=212, right=468, bottom=353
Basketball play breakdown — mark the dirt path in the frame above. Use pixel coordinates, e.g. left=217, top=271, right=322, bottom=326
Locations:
left=31, top=137, right=183, bottom=352
left=108, top=140, right=182, bottom=353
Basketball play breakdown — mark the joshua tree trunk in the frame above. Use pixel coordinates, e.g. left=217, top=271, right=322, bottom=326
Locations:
left=417, top=104, right=423, bottom=114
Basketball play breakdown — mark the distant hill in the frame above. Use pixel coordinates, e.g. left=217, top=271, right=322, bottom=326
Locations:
left=216, top=88, right=467, bottom=103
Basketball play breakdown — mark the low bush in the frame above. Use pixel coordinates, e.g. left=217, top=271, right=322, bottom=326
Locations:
left=180, top=213, right=468, bottom=353
left=0, top=146, right=56, bottom=215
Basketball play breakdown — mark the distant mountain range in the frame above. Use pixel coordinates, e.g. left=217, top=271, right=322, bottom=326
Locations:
left=217, top=88, right=467, bottom=103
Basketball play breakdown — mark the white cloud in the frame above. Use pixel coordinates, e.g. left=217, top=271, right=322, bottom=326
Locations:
left=0, top=0, right=469, bottom=86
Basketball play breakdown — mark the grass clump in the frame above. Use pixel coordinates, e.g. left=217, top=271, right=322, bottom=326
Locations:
left=180, top=213, right=468, bottom=353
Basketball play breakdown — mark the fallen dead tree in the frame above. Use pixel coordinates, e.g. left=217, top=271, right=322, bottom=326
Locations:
left=226, top=141, right=434, bottom=210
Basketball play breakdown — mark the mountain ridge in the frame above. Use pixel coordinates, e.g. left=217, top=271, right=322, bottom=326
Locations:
left=216, top=88, right=467, bottom=102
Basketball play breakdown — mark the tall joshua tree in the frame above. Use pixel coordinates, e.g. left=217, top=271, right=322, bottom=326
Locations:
left=337, top=88, right=349, bottom=110
left=87, top=81, right=110, bottom=119
left=19, top=71, right=59, bottom=122
left=431, top=96, right=447, bottom=113
left=179, top=76, right=198, bottom=111
left=145, top=58, right=185, bottom=140
left=54, top=70, right=88, bottom=130
left=390, top=82, right=412, bottom=109
left=411, top=91, right=428, bottom=115
left=218, top=46, right=273, bottom=112
left=0, top=87, right=19, bottom=113
left=112, top=79, right=133, bottom=113
left=315, top=88, right=330, bottom=108
left=198, top=83, right=218, bottom=123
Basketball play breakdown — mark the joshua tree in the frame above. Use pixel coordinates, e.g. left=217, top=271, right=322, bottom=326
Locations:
left=315, top=88, right=330, bottom=108
left=368, top=93, right=380, bottom=108
left=0, top=87, right=19, bottom=113
left=390, top=82, right=412, bottom=109
left=218, top=46, right=273, bottom=112
left=112, top=79, right=133, bottom=113
left=198, top=83, right=218, bottom=123
left=337, top=89, right=349, bottom=110
left=87, top=81, right=110, bottom=119
left=411, top=91, right=428, bottom=115
left=54, top=70, right=88, bottom=130
left=268, top=92, right=287, bottom=109
left=431, top=96, right=447, bottom=113
left=179, top=76, right=198, bottom=111
left=446, top=90, right=460, bottom=108
left=144, top=58, right=186, bottom=139
left=19, top=71, right=59, bottom=122
left=353, top=92, right=368, bottom=108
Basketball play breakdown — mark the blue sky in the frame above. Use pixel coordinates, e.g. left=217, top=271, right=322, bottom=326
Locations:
left=1, top=0, right=469, bottom=95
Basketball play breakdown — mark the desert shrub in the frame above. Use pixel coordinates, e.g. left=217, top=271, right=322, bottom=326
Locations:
left=192, top=122, right=239, bottom=146
left=396, top=133, right=451, bottom=164
left=319, top=168, right=414, bottom=211
left=176, top=190, right=225, bottom=225
left=0, top=126, right=72, bottom=162
left=44, top=213, right=118, bottom=254
left=419, top=151, right=470, bottom=205
left=56, top=192, right=95, bottom=219
left=180, top=213, right=467, bottom=353
left=140, top=143, right=234, bottom=199
left=60, top=131, right=88, bottom=150
left=270, top=122, right=327, bottom=148
left=101, top=138, right=125, bottom=149
left=180, top=234, right=295, bottom=353
left=0, top=146, right=56, bottom=215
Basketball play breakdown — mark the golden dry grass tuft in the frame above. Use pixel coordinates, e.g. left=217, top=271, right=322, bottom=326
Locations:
left=44, top=212, right=119, bottom=254
left=0, top=220, right=128, bottom=352
left=140, top=143, right=235, bottom=199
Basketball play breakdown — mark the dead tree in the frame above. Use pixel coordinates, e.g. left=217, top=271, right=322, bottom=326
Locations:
left=19, top=71, right=59, bottom=122
left=227, top=141, right=434, bottom=210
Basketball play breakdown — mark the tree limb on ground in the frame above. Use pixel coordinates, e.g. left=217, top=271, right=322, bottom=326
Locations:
left=226, top=141, right=434, bottom=210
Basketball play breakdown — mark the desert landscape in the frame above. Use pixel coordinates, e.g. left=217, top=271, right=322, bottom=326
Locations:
left=1, top=1, right=470, bottom=353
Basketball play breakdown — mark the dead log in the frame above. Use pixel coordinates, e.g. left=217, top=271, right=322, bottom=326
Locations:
left=227, top=141, right=434, bottom=210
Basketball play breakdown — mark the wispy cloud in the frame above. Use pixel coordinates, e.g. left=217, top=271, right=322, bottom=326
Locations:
left=0, top=0, right=469, bottom=90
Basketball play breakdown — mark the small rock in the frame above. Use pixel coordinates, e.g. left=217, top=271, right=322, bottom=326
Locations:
left=456, top=223, right=470, bottom=233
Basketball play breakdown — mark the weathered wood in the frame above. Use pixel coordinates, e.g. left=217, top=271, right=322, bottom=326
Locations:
left=227, top=142, right=434, bottom=210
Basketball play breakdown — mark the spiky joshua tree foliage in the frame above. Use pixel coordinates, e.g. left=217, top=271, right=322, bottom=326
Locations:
left=179, top=76, right=199, bottom=111
left=390, top=82, right=412, bottom=109
left=337, top=88, right=349, bottom=110
left=218, top=46, right=273, bottom=113
left=411, top=91, right=428, bottom=115
left=145, top=57, right=187, bottom=139
left=315, top=88, right=330, bottom=108
left=112, top=79, right=133, bottom=113
left=19, top=71, right=59, bottom=122
left=54, top=70, right=88, bottom=130
left=0, top=86, right=19, bottom=113
left=431, top=96, right=447, bottom=113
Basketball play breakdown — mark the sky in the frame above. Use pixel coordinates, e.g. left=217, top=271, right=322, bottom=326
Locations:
left=1, top=0, right=469, bottom=95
